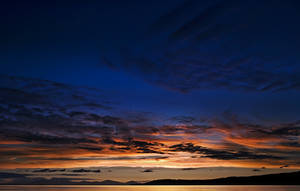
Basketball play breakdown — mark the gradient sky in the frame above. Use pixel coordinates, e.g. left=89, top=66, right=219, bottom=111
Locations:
left=1, top=0, right=300, bottom=184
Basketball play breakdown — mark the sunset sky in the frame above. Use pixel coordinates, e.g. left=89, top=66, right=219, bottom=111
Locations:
left=1, top=0, right=300, bottom=184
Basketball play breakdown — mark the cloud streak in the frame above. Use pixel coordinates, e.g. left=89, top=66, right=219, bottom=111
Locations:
left=103, top=0, right=300, bottom=92
left=0, top=75, right=299, bottom=169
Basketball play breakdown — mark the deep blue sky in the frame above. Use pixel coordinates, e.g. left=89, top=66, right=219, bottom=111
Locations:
left=2, top=0, right=300, bottom=123
left=1, top=1, right=300, bottom=179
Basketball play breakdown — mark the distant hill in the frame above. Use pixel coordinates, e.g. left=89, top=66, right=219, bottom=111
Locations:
left=145, top=171, right=300, bottom=185
left=78, top=180, right=125, bottom=185
left=2, top=171, right=300, bottom=185
left=126, top=181, right=140, bottom=185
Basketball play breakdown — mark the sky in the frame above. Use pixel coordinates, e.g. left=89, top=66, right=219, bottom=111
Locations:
left=1, top=0, right=300, bottom=184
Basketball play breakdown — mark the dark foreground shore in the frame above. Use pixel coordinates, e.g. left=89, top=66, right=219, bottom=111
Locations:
left=145, top=171, right=300, bottom=185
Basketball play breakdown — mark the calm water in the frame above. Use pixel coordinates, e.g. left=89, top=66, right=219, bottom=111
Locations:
left=0, top=186, right=299, bottom=191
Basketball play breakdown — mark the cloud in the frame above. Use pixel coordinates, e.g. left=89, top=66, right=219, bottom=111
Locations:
left=0, top=172, right=26, bottom=179
left=252, top=169, right=261, bottom=172
left=103, top=0, right=300, bottom=92
left=0, top=75, right=299, bottom=168
left=280, top=142, right=300, bottom=148
left=169, top=143, right=283, bottom=160
left=142, top=169, right=153, bottom=173
left=280, top=165, right=289, bottom=169
left=103, top=138, right=164, bottom=154
left=170, top=116, right=196, bottom=123
left=0, top=171, right=94, bottom=185
left=72, top=169, right=101, bottom=173
left=19, top=156, right=169, bottom=162
left=0, top=128, right=98, bottom=145
left=78, top=146, right=104, bottom=152
left=32, top=169, right=66, bottom=173
left=181, top=168, right=199, bottom=171
left=1, top=177, right=92, bottom=185
left=57, top=174, right=82, bottom=176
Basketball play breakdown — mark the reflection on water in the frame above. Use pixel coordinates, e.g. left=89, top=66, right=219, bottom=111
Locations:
left=0, top=186, right=299, bottom=191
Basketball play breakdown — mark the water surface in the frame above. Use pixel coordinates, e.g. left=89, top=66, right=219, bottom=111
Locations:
left=0, top=185, right=299, bottom=191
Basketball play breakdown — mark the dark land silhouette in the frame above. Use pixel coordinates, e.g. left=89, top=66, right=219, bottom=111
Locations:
left=1, top=171, right=300, bottom=185
left=145, top=171, right=300, bottom=185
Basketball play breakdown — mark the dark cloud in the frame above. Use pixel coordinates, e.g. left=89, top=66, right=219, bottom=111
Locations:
left=170, top=116, right=196, bottom=123
left=0, top=171, right=90, bottom=185
left=1, top=177, right=92, bottom=185
left=57, top=174, right=82, bottom=176
left=0, top=75, right=299, bottom=167
left=0, top=128, right=98, bottom=145
left=0, top=172, right=26, bottom=179
left=278, top=141, right=300, bottom=148
left=103, top=138, right=164, bottom=154
left=181, top=168, right=199, bottom=171
left=0, top=75, right=112, bottom=109
left=26, top=156, right=169, bottom=161
left=0, top=76, right=164, bottom=155
left=72, top=169, right=101, bottom=173
left=78, top=146, right=104, bottom=152
left=32, top=169, right=66, bottom=173
left=104, top=0, right=300, bottom=92
left=280, top=165, right=289, bottom=169
left=101, top=156, right=168, bottom=161
left=252, top=169, right=261, bottom=172
left=159, top=124, right=209, bottom=135
left=226, top=121, right=300, bottom=144
left=0, top=172, right=88, bottom=185
left=142, top=169, right=153, bottom=173
left=109, top=146, right=131, bottom=152
left=169, top=143, right=282, bottom=160
left=252, top=126, right=300, bottom=138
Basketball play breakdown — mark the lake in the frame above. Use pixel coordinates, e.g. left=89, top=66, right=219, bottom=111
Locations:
left=0, top=186, right=299, bottom=191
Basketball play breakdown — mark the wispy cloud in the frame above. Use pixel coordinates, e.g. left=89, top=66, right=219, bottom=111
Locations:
left=32, top=169, right=66, bottom=173
left=0, top=75, right=299, bottom=168
left=103, top=0, right=300, bottom=92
